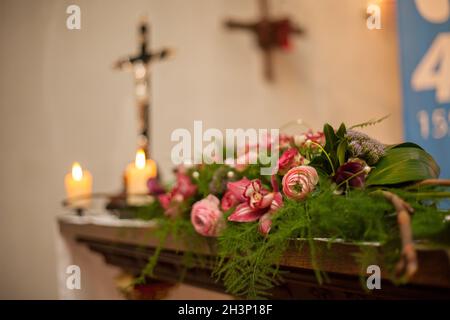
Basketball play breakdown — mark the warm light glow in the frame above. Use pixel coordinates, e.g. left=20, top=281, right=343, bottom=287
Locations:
left=135, top=149, right=146, bottom=169
left=72, top=162, right=83, bottom=181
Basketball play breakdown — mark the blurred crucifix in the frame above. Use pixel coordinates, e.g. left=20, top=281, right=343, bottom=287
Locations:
left=225, top=0, right=304, bottom=82
left=114, top=18, right=172, bottom=157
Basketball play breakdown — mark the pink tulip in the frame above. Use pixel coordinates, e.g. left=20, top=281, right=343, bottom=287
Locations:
left=282, top=166, right=319, bottom=200
left=191, top=195, right=225, bottom=237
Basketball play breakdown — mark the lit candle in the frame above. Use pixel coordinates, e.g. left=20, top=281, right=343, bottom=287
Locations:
left=64, top=162, right=93, bottom=209
left=125, top=149, right=157, bottom=205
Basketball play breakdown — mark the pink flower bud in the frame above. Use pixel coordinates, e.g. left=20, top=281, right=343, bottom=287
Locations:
left=220, top=190, right=240, bottom=211
left=191, top=195, right=225, bottom=237
left=258, top=212, right=273, bottom=236
left=277, top=148, right=303, bottom=174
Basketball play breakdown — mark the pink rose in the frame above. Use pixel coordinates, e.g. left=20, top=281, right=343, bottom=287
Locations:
left=221, top=190, right=240, bottom=211
left=277, top=148, right=303, bottom=174
left=191, top=195, right=225, bottom=237
left=282, top=166, right=319, bottom=200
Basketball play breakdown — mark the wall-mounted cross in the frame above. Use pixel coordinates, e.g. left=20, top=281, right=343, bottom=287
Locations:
left=114, top=18, right=172, bottom=157
left=225, top=0, right=304, bottom=82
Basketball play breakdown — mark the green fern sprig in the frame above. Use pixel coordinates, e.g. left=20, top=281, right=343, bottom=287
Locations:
left=349, top=114, right=390, bottom=130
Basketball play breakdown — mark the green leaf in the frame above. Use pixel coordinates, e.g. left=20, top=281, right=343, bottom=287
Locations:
left=336, top=123, right=347, bottom=138
left=337, top=140, right=348, bottom=166
left=323, top=123, right=338, bottom=153
left=323, top=123, right=340, bottom=170
left=366, top=147, right=440, bottom=186
left=386, top=142, right=424, bottom=151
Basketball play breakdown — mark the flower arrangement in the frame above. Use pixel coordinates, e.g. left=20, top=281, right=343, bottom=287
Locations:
left=135, top=120, right=450, bottom=298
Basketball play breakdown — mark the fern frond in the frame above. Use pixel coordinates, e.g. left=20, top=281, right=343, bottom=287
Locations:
left=349, top=114, right=390, bottom=130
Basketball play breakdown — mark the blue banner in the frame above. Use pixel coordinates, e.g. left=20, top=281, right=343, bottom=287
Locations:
left=397, top=0, right=450, bottom=178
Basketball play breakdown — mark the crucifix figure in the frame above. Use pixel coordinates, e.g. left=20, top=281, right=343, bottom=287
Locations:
left=225, top=0, right=304, bottom=82
left=114, top=18, right=171, bottom=157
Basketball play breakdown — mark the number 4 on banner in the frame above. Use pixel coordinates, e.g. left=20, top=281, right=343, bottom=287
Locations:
left=412, top=33, right=450, bottom=103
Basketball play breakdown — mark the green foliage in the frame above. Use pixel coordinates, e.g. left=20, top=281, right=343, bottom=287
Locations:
left=390, top=187, right=450, bottom=245
left=310, top=123, right=348, bottom=176
left=131, top=200, right=165, bottom=220
left=193, top=163, right=223, bottom=198
left=366, top=145, right=440, bottom=186
left=349, top=115, right=390, bottom=130
left=213, top=222, right=284, bottom=299
left=213, top=182, right=449, bottom=298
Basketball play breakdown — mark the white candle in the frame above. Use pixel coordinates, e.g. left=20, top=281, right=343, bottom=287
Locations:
left=64, top=162, right=92, bottom=209
left=125, top=149, right=157, bottom=205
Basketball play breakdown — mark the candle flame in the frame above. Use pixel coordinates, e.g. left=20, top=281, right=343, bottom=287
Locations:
left=135, top=149, right=146, bottom=169
left=72, top=162, right=83, bottom=181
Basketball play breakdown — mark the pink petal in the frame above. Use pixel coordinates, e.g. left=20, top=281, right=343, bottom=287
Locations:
left=205, top=194, right=220, bottom=206
left=270, top=192, right=283, bottom=211
left=228, top=203, right=264, bottom=222
left=258, top=212, right=272, bottom=236
left=259, top=192, right=275, bottom=209
left=227, top=178, right=250, bottom=202
left=244, top=179, right=262, bottom=199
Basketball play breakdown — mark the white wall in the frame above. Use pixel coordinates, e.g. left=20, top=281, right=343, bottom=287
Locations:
left=0, top=0, right=402, bottom=299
